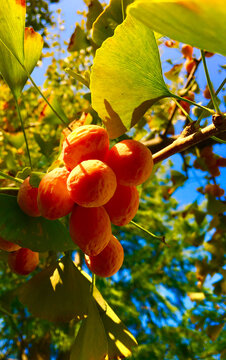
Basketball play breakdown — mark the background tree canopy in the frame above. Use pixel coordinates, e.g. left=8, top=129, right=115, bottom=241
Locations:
left=0, top=0, right=225, bottom=359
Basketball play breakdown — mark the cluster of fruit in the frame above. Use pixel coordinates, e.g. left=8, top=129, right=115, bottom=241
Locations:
left=194, top=146, right=226, bottom=177
left=4, top=125, right=153, bottom=278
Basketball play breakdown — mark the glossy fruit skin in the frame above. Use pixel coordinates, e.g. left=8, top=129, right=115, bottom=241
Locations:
left=184, top=58, right=196, bottom=73
left=104, top=185, right=139, bottom=226
left=37, top=167, right=74, bottom=220
left=106, top=140, right=153, bottom=186
left=181, top=44, right=193, bottom=58
left=69, top=205, right=111, bottom=256
left=17, top=177, right=41, bottom=217
left=0, top=237, right=21, bottom=252
left=62, top=125, right=109, bottom=170
left=8, top=248, right=39, bottom=275
left=67, top=160, right=117, bottom=207
left=85, top=235, right=124, bottom=277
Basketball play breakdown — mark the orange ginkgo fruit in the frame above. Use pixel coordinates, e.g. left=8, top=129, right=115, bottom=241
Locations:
left=62, top=125, right=109, bottom=170
left=104, top=184, right=139, bottom=226
left=8, top=248, right=39, bottom=275
left=85, top=235, right=124, bottom=277
left=69, top=205, right=111, bottom=256
left=0, top=237, right=21, bottom=252
left=17, top=177, right=41, bottom=217
left=106, top=139, right=153, bottom=186
left=37, top=167, right=74, bottom=220
left=67, top=159, right=117, bottom=207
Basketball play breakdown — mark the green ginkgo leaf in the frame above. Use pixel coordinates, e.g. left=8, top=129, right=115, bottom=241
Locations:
left=92, top=0, right=134, bottom=46
left=70, top=298, right=108, bottom=360
left=90, top=13, right=171, bottom=139
left=0, top=27, right=43, bottom=98
left=68, top=25, right=90, bottom=52
left=128, top=0, right=226, bottom=56
left=0, top=0, right=25, bottom=63
left=18, top=256, right=90, bottom=322
left=0, top=194, right=75, bottom=252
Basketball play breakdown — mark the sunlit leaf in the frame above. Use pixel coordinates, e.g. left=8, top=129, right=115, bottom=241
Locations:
left=3, top=131, right=25, bottom=149
left=39, top=94, right=68, bottom=125
left=188, top=292, right=205, bottom=301
left=129, top=0, right=226, bottom=56
left=85, top=0, right=103, bottom=30
left=164, top=64, right=183, bottom=81
left=92, top=0, right=134, bottom=46
left=70, top=298, right=108, bottom=360
left=0, top=194, right=75, bottom=252
left=100, top=303, right=138, bottom=359
left=0, top=27, right=43, bottom=98
left=68, top=25, right=90, bottom=52
left=90, top=14, right=171, bottom=139
left=18, top=256, right=90, bottom=322
left=0, top=0, right=26, bottom=63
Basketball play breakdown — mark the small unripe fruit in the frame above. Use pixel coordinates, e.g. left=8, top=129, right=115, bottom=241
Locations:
left=178, top=91, right=194, bottom=115
left=67, top=160, right=117, bottom=207
left=17, top=177, right=40, bottom=217
left=8, top=248, right=39, bottom=275
left=85, top=235, right=124, bottom=277
left=165, top=40, right=176, bottom=48
left=205, top=184, right=224, bottom=197
left=37, top=167, right=74, bottom=220
left=106, top=140, right=153, bottom=186
left=69, top=205, right=111, bottom=256
left=62, top=125, right=109, bottom=170
left=181, top=44, right=193, bottom=59
left=104, top=185, right=139, bottom=226
left=203, top=86, right=211, bottom=99
left=0, top=237, right=21, bottom=252
left=184, top=58, right=196, bottom=73
left=205, top=52, right=214, bottom=58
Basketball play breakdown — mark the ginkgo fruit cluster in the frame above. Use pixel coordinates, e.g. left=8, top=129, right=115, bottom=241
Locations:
left=15, top=125, right=153, bottom=278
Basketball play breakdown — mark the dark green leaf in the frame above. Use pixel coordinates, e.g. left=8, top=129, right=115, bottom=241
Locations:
left=18, top=256, right=90, bottom=322
left=0, top=194, right=75, bottom=252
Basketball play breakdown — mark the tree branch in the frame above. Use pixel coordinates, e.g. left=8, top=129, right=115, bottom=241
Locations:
left=152, top=121, right=226, bottom=164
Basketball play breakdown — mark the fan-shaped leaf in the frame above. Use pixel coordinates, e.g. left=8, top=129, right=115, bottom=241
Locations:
left=92, top=0, right=134, bottom=46
left=0, top=27, right=43, bottom=98
left=129, top=0, right=226, bottom=56
left=90, top=14, right=171, bottom=139
left=18, top=256, right=90, bottom=322
left=0, top=0, right=25, bottom=63
left=0, top=194, right=75, bottom=252
left=70, top=298, right=108, bottom=360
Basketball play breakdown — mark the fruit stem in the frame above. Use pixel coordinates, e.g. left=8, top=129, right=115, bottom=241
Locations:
left=91, top=273, right=96, bottom=295
left=196, top=77, right=226, bottom=127
left=0, top=171, right=23, bottom=184
left=14, top=96, right=33, bottom=170
left=173, top=98, right=193, bottom=123
left=121, top=0, right=125, bottom=21
left=173, top=94, right=215, bottom=115
left=201, top=50, right=221, bottom=114
left=130, top=220, right=167, bottom=245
